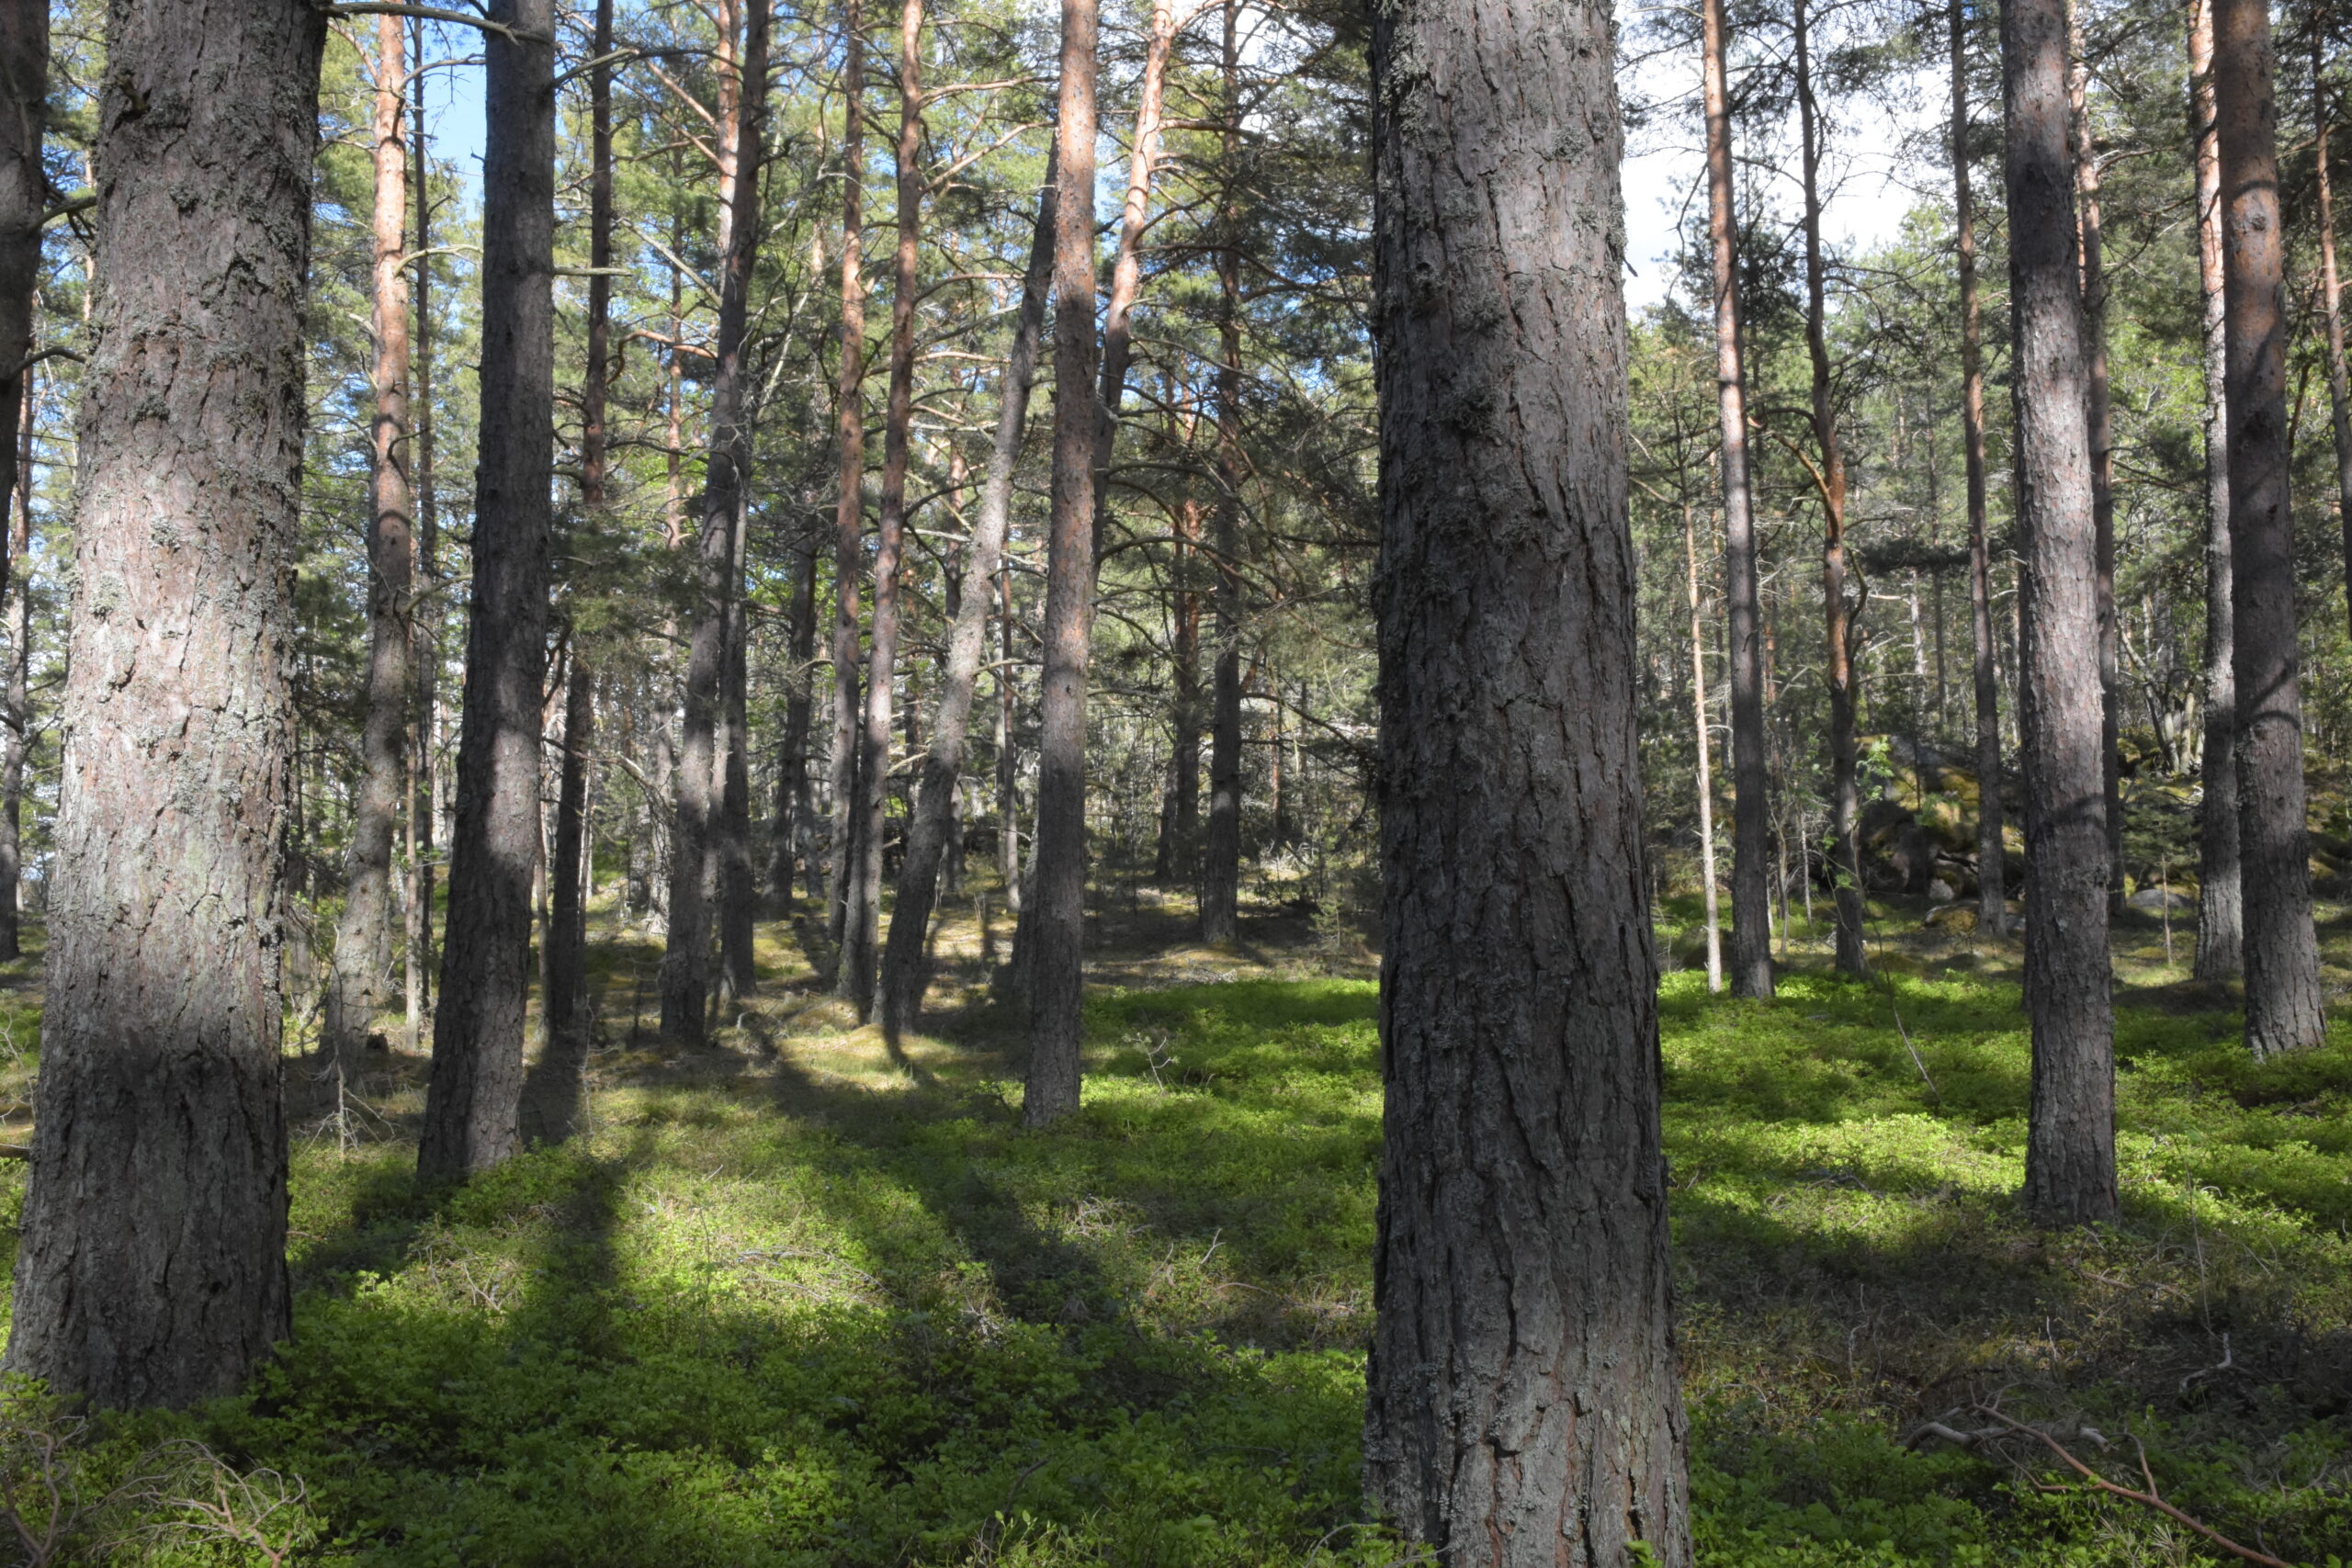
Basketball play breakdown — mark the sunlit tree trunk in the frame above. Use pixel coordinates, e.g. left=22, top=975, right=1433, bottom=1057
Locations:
left=1702, top=0, right=1771, bottom=997
left=328, top=12, right=416, bottom=1072
left=2002, top=0, right=2116, bottom=1224
left=406, top=35, right=440, bottom=1048
left=2216, top=0, right=2325, bottom=1056
left=1686, top=499, right=1723, bottom=994
left=1362, top=0, right=1692, bottom=1546
left=1020, top=0, right=1102, bottom=1124
left=421, top=0, right=555, bottom=1180
left=2189, top=0, right=2243, bottom=980
left=6, top=0, right=322, bottom=1404
left=829, top=0, right=868, bottom=954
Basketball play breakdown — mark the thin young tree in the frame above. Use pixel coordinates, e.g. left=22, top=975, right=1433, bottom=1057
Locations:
left=663, top=0, right=772, bottom=1041
left=2189, top=0, right=2243, bottom=980
left=1702, top=0, right=1771, bottom=996
left=0, top=0, right=43, bottom=964
left=876, top=166, right=1057, bottom=1037
left=2312, top=32, right=2352, bottom=639
left=1199, top=0, right=1244, bottom=945
left=1361, top=0, right=1692, bottom=1554
left=1020, top=0, right=1102, bottom=1124
left=406, top=35, right=442, bottom=1046
left=5, top=0, right=324, bottom=1405
left=2002, top=0, right=2116, bottom=1224
left=420, top=0, right=557, bottom=1179
left=1792, top=0, right=1866, bottom=976
left=1953, top=0, right=2007, bottom=937
left=327, top=11, right=417, bottom=1073
left=828, top=0, right=869, bottom=952
left=1687, top=496, right=1724, bottom=993
left=2216, top=0, right=2326, bottom=1055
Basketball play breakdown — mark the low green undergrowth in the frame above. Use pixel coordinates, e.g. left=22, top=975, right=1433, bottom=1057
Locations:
left=0, top=955, right=2348, bottom=1563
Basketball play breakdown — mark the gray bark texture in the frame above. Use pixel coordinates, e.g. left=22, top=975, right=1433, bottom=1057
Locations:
left=6, top=0, right=323, bottom=1406
left=1360, top=0, right=1693, bottom=1552
left=421, top=0, right=555, bottom=1180
left=2215, top=0, right=2325, bottom=1056
left=2002, top=0, right=2117, bottom=1225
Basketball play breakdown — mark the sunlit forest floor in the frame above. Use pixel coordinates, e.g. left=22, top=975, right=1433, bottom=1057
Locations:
left=0, top=878, right=2346, bottom=1563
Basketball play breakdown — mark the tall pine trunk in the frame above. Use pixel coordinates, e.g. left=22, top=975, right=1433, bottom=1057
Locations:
left=828, top=0, right=868, bottom=953
left=876, top=166, right=1056, bottom=1037
left=2216, top=0, right=2326, bottom=1056
left=1020, top=0, right=1102, bottom=1124
left=328, top=12, right=416, bottom=1072
left=421, top=0, right=555, bottom=1180
left=1954, top=0, right=2007, bottom=937
left=6, top=0, right=322, bottom=1405
left=2190, top=0, right=2243, bottom=980
left=2002, top=0, right=2116, bottom=1224
left=2068, top=10, right=2124, bottom=916
left=1362, top=0, right=1691, bottom=1545
left=1687, top=499, right=1723, bottom=994
left=1702, top=0, right=1771, bottom=997
left=1199, top=0, right=1245, bottom=945
left=662, top=0, right=769, bottom=1041
left=0, top=8, right=42, bottom=964
left=2314, top=37, right=2352, bottom=649
left=406, top=39, right=441, bottom=1047
left=1794, top=0, right=1866, bottom=976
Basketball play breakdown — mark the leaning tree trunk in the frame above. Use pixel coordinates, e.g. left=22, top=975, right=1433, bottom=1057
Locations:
left=1362, top=0, right=1692, bottom=1550
left=842, top=0, right=925, bottom=1011
left=2190, top=0, right=2243, bottom=981
left=1019, top=0, right=1102, bottom=1125
left=828, top=0, right=868, bottom=953
left=1088, top=0, right=1177, bottom=564
left=662, top=0, right=769, bottom=1042
left=1953, top=0, right=2007, bottom=938
left=420, top=0, right=555, bottom=1181
left=0, top=5, right=43, bottom=964
left=2002, top=0, right=2117, bottom=1225
left=876, top=165, right=1056, bottom=1038
left=1702, top=0, right=1771, bottom=997
left=2216, top=0, right=2326, bottom=1056
left=328, top=10, right=416, bottom=1074
left=5, top=0, right=322, bottom=1407
left=1199, top=0, right=1245, bottom=946
left=1793, top=0, right=1867, bottom=976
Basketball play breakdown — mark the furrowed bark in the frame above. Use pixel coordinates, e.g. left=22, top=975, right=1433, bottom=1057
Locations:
left=2215, top=0, right=2325, bottom=1056
left=328, top=10, right=417, bottom=1072
left=1019, top=0, right=1102, bottom=1125
left=5, top=0, right=322, bottom=1405
left=1362, top=0, right=1693, bottom=1551
left=2002, top=0, right=2117, bottom=1224
left=1702, top=0, right=1771, bottom=996
left=876, top=163, right=1056, bottom=1038
left=421, top=0, right=555, bottom=1180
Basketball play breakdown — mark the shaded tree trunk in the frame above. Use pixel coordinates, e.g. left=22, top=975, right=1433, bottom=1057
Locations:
left=1199, top=0, right=1245, bottom=945
left=772, top=539, right=818, bottom=909
left=6, top=0, right=322, bottom=1405
left=828, top=0, right=868, bottom=953
left=2068, top=10, right=2124, bottom=917
left=2002, top=0, right=2116, bottom=1224
left=662, top=0, right=769, bottom=1041
left=0, top=380, right=28, bottom=964
left=1954, top=0, right=2007, bottom=937
left=1362, top=0, right=1692, bottom=1547
left=328, top=11, right=416, bottom=1071
left=421, top=0, right=555, bottom=1180
left=2315, top=33, right=2352, bottom=649
left=876, top=163, right=1055, bottom=1037
left=0, top=7, right=37, bottom=964
left=1020, top=0, right=1102, bottom=1124
left=2190, top=0, right=2243, bottom=980
left=997, top=564, right=1022, bottom=916
left=1793, top=0, right=1866, bottom=976
left=1702, top=0, right=1770, bottom=997
left=2216, top=0, right=2325, bottom=1056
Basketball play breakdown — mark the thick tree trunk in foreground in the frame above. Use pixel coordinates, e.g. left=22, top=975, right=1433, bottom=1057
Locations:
left=0, top=6, right=44, bottom=964
left=328, top=11, right=416, bottom=1072
left=1702, top=0, right=1770, bottom=998
left=2216, top=0, right=2325, bottom=1056
left=1955, top=0, right=2007, bottom=937
left=2190, top=0, right=2243, bottom=981
left=828, top=0, right=868, bottom=954
left=876, top=169, right=1055, bottom=1037
left=1199, top=0, right=1244, bottom=945
left=663, top=0, right=769, bottom=1041
left=1019, top=0, right=1102, bottom=1125
left=2002, top=0, right=2117, bottom=1224
left=2068, top=15, right=2124, bottom=917
left=1793, top=0, right=1866, bottom=976
left=6, top=0, right=322, bottom=1406
left=1362, top=0, right=1692, bottom=1552
left=421, top=0, right=555, bottom=1180
left=842, top=0, right=925, bottom=1011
